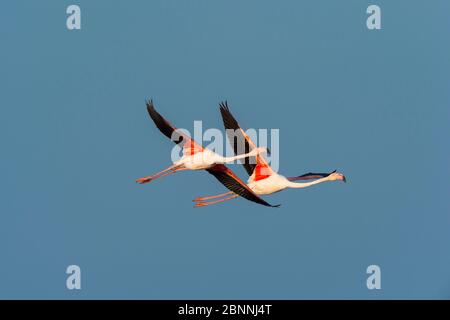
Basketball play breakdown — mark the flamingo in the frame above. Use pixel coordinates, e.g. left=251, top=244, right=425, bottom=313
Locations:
left=136, top=100, right=279, bottom=207
left=194, top=102, right=346, bottom=207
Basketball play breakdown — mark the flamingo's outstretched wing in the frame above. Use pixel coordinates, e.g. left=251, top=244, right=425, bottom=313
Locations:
left=146, top=100, right=203, bottom=155
left=219, top=101, right=273, bottom=177
left=206, top=164, right=279, bottom=208
left=287, top=170, right=336, bottom=181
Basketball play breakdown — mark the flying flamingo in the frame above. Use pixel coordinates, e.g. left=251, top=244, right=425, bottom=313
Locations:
left=136, top=100, right=279, bottom=207
left=194, top=102, right=346, bottom=207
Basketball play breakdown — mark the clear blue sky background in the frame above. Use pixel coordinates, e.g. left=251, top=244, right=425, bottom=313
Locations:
left=1, top=0, right=449, bottom=299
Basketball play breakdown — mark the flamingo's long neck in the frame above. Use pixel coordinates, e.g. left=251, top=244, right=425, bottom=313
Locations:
left=221, top=149, right=259, bottom=163
left=285, top=176, right=331, bottom=189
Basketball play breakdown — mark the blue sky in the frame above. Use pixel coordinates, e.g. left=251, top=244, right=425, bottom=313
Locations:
left=0, top=0, right=449, bottom=299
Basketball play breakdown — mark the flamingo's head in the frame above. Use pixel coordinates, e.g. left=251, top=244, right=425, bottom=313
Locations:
left=328, top=171, right=346, bottom=183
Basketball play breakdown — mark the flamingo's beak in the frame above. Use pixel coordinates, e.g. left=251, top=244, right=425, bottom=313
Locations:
left=342, top=175, right=347, bottom=183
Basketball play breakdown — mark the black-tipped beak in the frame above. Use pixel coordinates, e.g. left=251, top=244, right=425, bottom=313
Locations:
left=343, top=176, right=347, bottom=183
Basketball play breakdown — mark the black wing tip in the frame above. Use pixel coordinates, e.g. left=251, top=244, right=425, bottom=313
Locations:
left=253, top=200, right=281, bottom=208
left=219, top=101, right=240, bottom=129
left=261, top=200, right=281, bottom=208
left=145, top=99, right=155, bottom=111
left=219, top=100, right=229, bottom=111
left=288, top=170, right=339, bottom=181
